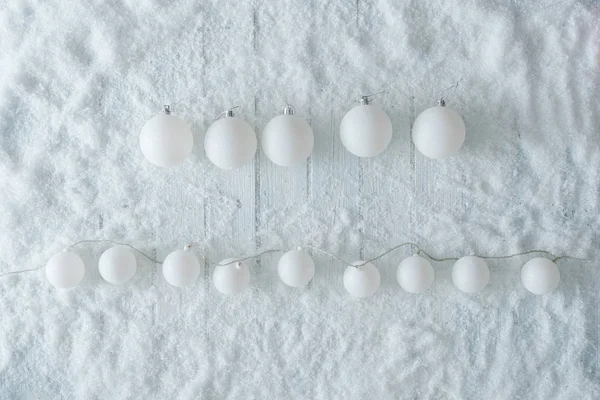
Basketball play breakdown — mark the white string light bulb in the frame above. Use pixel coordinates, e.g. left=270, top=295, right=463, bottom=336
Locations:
left=396, top=255, right=435, bottom=293
left=452, top=256, right=489, bottom=293
left=19, top=240, right=578, bottom=296
left=277, top=247, right=315, bottom=288
left=340, top=96, right=392, bottom=157
left=139, top=105, right=194, bottom=167
left=162, top=246, right=201, bottom=287
left=521, top=257, right=560, bottom=295
left=98, top=246, right=137, bottom=285
left=212, top=258, right=250, bottom=295
left=204, top=108, right=257, bottom=169
left=412, top=99, right=465, bottom=159
left=45, top=250, right=85, bottom=289
left=261, top=106, right=314, bottom=167
left=343, top=261, right=381, bottom=298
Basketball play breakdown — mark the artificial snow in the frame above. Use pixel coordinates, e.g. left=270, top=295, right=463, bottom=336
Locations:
left=0, top=0, right=599, bottom=398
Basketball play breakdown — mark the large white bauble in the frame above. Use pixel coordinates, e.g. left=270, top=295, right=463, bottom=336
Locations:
left=277, top=248, right=315, bottom=288
left=340, top=104, right=392, bottom=157
left=162, top=248, right=201, bottom=287
left=452, top=256, right=489, bottom=293
left=343, top=261, right=381, bottom=298
left=204, top=116, right=257, bottom=169
left=98, top=246, right=137, bottom=285
left=46, top=251, right=85, bottom=289
left=412, top=105, right=465, bottom=159
left=396, top=255, right=434, bottom=293
left=261, top=114, right=314, bottom=167
left=213, top=258, right=250, bottom=295
left=139, top=112, right=194, bottom=167
left=521, top=257, right=560, bottom=295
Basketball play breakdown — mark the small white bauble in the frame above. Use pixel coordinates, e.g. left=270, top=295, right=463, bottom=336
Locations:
left=45, top=251, right=85, bottom=289
left=412, top=102, right=465, bottom=159
left=452, top=256, right=489, bottom=293
left=162, top=248, right=201, bottom=287
left=139, top=106, right=194, bottom=167
left=343, top=261, right=381, bottom=298
left=521, top=257, right=560, bottom=295
left=213, top=258, right=250, bottom=295
left=396, top=255, right=434, bottom=293
left=278, top=248, right=315, bottom=288
left=98, top=246, right=137, bottom=285
left=261, top=106, right=314, bottom=167
left=204, top=114, right=257, bottom=169
left=340, top=101, right=392, bottom=157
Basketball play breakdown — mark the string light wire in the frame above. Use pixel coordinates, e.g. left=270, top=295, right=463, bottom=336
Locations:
left=1, top=239, right=599, bottom=279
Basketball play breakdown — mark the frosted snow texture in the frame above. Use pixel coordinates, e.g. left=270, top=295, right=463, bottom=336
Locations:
left=0, top=0, right=599, bottom=398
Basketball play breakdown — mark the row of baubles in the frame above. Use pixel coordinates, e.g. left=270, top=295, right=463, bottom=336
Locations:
left=45, top=246, right=560, bottom=296
left=139, top=97, right=466, bottom=168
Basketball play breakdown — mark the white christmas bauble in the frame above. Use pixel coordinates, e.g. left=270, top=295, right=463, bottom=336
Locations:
left=521, top=257, right=560, bottom=295
left=452, top=256, right=489, bottom=293
left=213, top=258, right=250, bottom=295
left=396, top=255, right=434, bottom=293
left=162, top=248, right=201, bottom=287
left=204, top=116, right=257, bottom=169
left=277, top=248, right=315, bottom=288
left=46, top=251, right=85, bottom=289
left=139, top=111, right=194, bottom=167
left=343, top=261, right=381, bottom=298
left=412, top=105, right=465, bottom=159
left=98, top=246, right=137, bottom=285
left=261, top=111, right=314, bottom=167
left=340, top=104, right=392, bottom=157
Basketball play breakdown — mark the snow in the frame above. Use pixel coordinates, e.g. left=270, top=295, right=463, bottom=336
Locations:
left=0, top=0, right=599, bottom=398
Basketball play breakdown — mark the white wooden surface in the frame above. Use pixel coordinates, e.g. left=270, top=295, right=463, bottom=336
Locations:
left=0, top=0, right=599, bottom=398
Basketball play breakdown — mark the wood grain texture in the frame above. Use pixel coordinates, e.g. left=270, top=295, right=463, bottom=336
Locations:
left=0, top=0, right=599, bottom=398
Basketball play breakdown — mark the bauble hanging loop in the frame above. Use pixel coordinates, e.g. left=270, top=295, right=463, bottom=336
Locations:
left=204, top=107, right=257, bottom=169
left=213, top=258, right=250, bottom=295
left=46, top=250, right=85, bottom=289
left=139, top=105, right=194, bottom=167
left=412, top=98, right=465, bottom=159
left=340, top=96, right=393, bottom=157
left=162, top=246, right=201, bottom=287
left=261, top=105, right=314, bottom=167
